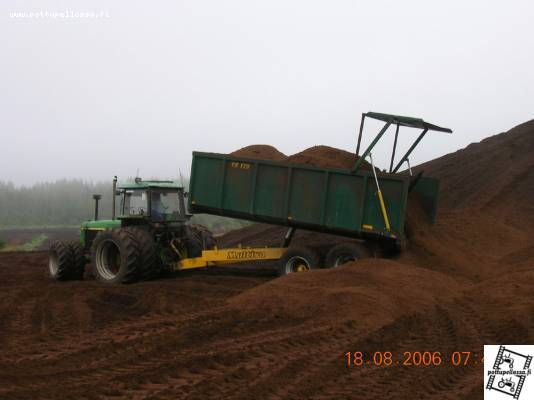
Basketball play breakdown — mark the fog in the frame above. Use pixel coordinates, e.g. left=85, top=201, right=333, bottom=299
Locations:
left=1, top=0, right=533, bottom=185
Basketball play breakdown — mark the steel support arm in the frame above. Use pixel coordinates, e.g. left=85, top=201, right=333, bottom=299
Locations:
left=355, top=113, right=366, bottom=156
left=389, top=123, right=400, bottom=173
left=352, top=121, right=392, bottom=173
left=392, top=128, right=428, bottom=173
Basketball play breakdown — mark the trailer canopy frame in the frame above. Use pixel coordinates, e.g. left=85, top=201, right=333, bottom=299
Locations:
left=353, top=112, right=452, bottom=173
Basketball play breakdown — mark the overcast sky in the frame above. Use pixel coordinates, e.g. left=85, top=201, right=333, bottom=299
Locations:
left=1, top=0, right=533, bottom=185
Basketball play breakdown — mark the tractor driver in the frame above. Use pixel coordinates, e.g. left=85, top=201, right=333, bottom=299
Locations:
left=151, top=192, right=166, bottom=220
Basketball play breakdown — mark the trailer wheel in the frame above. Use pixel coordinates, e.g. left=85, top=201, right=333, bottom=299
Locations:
left=123, top=227, right=161, bottom=281
left=278, top=246, right=321, bottom=276
left=325, top=242, right=365, bottom=268
left=68, top=241, right=86, bottom=280
left=90, top=229, right=140, bottom=284
left=49, top=241, right=74, bottom=281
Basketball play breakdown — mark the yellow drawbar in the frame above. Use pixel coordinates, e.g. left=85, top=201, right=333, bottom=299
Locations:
left=175, top=247, right=286, bottom=271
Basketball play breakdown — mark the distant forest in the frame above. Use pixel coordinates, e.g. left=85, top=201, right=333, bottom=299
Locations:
left=0, top=180, right=248, bottom=231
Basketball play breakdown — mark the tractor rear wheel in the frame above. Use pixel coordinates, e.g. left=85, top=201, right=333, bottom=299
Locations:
left=90, top=229, right=140, bottom=284
left=49, top=241, right=74, bottom=281
left=123, top=227, right=161, bottom=281
left=325, top=242, right=367, bottom=268
left=186, top=224, right=216, bottom=258
left=278, top=246, right=321, bottom=276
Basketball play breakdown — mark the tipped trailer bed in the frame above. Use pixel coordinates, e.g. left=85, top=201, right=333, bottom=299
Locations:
left=188, top=112, right=452, bottom=251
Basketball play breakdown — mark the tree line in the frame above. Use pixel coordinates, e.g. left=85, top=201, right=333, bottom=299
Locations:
left=0, top=179, right=248, bottom=231
left=0, top=180, right=116, bottom=227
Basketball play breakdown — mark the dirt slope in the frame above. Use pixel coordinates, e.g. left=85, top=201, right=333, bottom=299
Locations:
left=416, top=119, right=534, bottom=229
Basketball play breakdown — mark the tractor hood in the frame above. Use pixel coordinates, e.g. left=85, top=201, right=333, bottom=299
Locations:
left=81, top=219, right=121, bottom=230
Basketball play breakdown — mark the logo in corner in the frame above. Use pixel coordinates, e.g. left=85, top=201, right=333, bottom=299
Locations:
left=485, top=345, right=533, bottom=399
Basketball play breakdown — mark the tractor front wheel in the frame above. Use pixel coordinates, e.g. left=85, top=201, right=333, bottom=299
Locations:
left=90, top=230, right=140, bottom=284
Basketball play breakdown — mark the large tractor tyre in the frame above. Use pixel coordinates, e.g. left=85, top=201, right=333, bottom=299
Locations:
left=122, top=227, right=161, bottom=281
left=278, top=246, right=321, bottom=276
left=201, top=230, right=217, bottom=250
left=325, top=242, right=367, bottom=268
left=49, top=241, right=75, bottom=281
left=68, top=241, right=86, bottom=280
left=90, top=229, right=140, bottom=284
left=186, top=224, right=217, bottom=258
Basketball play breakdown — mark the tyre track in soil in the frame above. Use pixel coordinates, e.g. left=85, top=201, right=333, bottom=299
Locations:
left=238, top=305, right=468, bottom=400
left=2, top=277, right=377, bottom=399
left=85, top=297, right=484, bottom=400
left=7, top=299, right=475, bottom=399
left=118, top=322, right=366, bottom=400
left=300, top=285, right=533, bottom=400
left=0, top=277, right=326, bottom=397
left=0, top=254, right=519, bottom=400
left=0, top=272, right=278, bottom=366
left=0, top=304, right=227, bottom=364
left=1, top=309, right=333, bottom=398
left=1, top=259, right=532, bottom=399
left=0, top=268, right=532, bottom=399
left=313, top=304, right=479, bottom=400
left=0, top=252, right=277, bottom=399
left=230, top=299, right=483, bottom=400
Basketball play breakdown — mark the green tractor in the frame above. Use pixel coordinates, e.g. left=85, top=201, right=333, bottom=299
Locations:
left=48, top=177, right=215, bottom=284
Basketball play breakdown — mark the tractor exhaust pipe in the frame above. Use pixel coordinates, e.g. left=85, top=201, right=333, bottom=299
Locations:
left=112, top=176, right=117, bottom=220
left=92, top=194, right=102, bottom=221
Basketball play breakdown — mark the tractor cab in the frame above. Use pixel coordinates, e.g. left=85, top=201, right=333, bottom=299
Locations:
left=117, top=179, right=188, bottom=224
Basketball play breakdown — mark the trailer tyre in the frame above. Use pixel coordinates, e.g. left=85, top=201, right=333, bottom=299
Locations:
left=68, top=241, right=86, bottom=280
left=123, top=227, right=161, bottom=281
left=278, top=246, right=321, bottom=276
left=325, top=242, right=365, bottom=268
left=91, top=229, right=140, bottom=284
left=49, top=241, right=74, bottom=281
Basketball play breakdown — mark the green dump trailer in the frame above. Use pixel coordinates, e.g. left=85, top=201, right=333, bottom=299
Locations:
left=188, top=112, right=451, bottom=259
left=189, top=152, right=437, bottom=246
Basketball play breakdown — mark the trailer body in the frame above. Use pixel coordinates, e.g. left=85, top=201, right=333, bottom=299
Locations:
left=188, top=152, right=440, bottom=244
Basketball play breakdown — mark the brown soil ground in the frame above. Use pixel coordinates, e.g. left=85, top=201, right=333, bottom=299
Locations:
left=1, top=120, right=533, bottom=399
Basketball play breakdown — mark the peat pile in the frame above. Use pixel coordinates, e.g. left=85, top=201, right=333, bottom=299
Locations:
left=399, top=119, right=534, bottom=280
left=230, top=145, right=287, bottom=161
left=286, top=145, right=374, bottom=171
left=231, top=144, right=374, bottom=171
left=229, top=258, right=462, bottom=324
left=415, top=119, right=534, bottom=230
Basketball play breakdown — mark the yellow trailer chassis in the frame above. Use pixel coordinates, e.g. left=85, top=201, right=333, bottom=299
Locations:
left=174, top=247, right=286, bottom=271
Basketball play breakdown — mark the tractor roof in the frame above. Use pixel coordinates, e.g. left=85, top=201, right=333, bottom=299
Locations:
left=118, top=180, right=183, bottom=190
